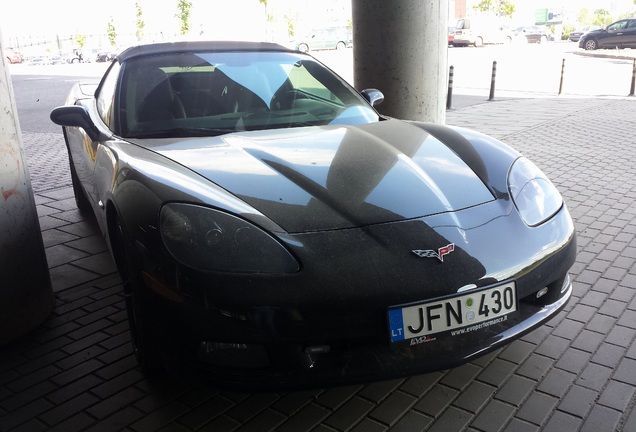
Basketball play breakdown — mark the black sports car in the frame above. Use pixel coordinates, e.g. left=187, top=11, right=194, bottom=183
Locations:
left=50, top=41, right=576, bottom=390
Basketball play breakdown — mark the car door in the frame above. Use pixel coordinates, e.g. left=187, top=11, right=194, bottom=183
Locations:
left=68, top=61, right=120, bottom=206
left=622, top=19, right=636, bottom=48
left=599, top=20, right=629, bottom=48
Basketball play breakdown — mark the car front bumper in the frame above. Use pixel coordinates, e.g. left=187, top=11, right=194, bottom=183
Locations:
left=135, top=201, right=577, bottom=389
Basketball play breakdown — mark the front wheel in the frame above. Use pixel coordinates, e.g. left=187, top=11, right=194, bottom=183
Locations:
left=540, top=35, right=548, bottom=44
left=298, top=43, right=309, bottom=52
left=336, top=41, right=346, bottom=50
left=69, top=159, right=91, bottom=213
left=584, top=39, right=598, bottom=50
left=474, top=37, right=484, bottom=47
left=116, top=220, right=165, bottom=376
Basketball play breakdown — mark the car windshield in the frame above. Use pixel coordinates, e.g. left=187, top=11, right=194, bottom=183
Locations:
left=119, top=51, right=379, bottom=138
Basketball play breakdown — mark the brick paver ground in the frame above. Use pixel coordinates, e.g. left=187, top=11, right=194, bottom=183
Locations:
left=1, top=96, right=635, bottom=431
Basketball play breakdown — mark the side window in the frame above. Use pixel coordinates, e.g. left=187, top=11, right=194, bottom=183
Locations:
left=628, top=20, right=636, bottom=29
left=96, top=61, right=121, bottom=131
left=608, top=21, right=627, bottom=32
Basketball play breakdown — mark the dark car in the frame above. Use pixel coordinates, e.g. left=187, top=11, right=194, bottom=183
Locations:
left=50, top=41, right=576, bottom=390
left=96, top=51, right=116, bottom=62
left=568, top=25, right=601, bottom=42
left=514, top=25, right=551, bottom=43
left=579, top=19, right=636, bottom=50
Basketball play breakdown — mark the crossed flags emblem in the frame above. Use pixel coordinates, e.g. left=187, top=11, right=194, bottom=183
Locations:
left=412, top=243, right=455, bottom=262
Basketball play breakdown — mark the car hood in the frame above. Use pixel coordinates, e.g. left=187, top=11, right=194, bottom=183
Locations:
left=146, top=120, right=495, bottom=233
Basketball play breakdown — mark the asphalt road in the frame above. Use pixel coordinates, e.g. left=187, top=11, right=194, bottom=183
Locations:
left=10, top=74, right=96, bottom=134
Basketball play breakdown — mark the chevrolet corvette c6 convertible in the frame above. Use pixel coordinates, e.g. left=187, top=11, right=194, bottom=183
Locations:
left=50, top=41, right=576, bottom=389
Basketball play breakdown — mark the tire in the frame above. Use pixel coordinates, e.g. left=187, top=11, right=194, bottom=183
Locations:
left=116, top=219, right=165, bottom=376
left=584, top=39, right=598, bottom=50
left=64, top=129, right=92, bottom=214
left=69, top=161, right=91, bottom=213
left=336, top=41, right=346, bottom=50
left=540, top=35, right=548, bottom=44
left=298, top=43, right=309, bottom=52
left=474, top=37, right=484, bottom=47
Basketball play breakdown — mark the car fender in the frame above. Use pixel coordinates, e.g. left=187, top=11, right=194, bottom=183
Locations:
left=96, top=140, right=290, bottom=252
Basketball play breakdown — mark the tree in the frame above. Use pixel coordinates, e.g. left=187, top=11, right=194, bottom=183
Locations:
left=175, top=0, right=193, bottom=35
left=592, top=8, right=612, bottom=27
left=473, top=0, right=516, bottom=18
left=500, top=1, right=516, bottom=19
left=107, top=17, right=117, bottom=46
left=258, top=0, right=273, bottom=40
left=74, top=33, right=86, bottom=48
left=284, top=14, right=295, bottom=37
left=578, top=8, right=591, bottom=26
left=135, top=1, right=145, bottom=42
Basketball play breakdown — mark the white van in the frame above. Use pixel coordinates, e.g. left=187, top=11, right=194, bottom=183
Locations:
left=453, top=17, right=513, bottom=47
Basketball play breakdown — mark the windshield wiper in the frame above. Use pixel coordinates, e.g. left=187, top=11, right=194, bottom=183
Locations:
left=126, top=127, right=235, bottom=139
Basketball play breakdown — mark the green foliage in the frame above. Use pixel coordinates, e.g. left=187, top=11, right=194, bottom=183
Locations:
left=592, top=8, right=613, bottom=27
left=135, top=1, right=145, bottom=42
left=500, top=2, right=515, bottom=19
left=74, top=33, right=86, bottom=48
left=472, top=0, right=515, bottom=18
left=562, top=24, right=576, bottom=40
left=578, top=9, right=591, bottom=25
left=175, top=0, right=193, bottom=35
left=284, top=15, right=295, bottom=37
left=107, top=17, right=117, bottom=46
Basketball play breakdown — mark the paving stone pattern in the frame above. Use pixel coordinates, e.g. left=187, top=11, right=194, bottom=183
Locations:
left=1, top=97, right=635, bottom=431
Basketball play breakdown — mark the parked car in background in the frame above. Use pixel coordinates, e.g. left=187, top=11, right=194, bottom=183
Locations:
left=96, top=51, right=116, bottom=62
left=5, top=47, right=23, bottom=64
left=50, top=55, right=65, bottom=65
left=579, top=19, right=636, bottom=50
left=513, top=26, right=551, bottom=43
left=568, top=25, right=601, bottom=42
left=50, top=40, right=576, bottom=390
left=453, top=17, right=513, bottom=47
left=28, top=56, right=50, bottom=66
left=293, top=27, right=352, bottom=52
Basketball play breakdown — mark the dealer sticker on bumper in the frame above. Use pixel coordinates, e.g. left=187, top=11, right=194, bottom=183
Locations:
left=388, top=282, right=517, bottom=343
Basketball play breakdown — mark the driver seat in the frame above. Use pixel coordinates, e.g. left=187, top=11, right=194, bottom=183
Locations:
left=137, top=68, right=186, bottom=122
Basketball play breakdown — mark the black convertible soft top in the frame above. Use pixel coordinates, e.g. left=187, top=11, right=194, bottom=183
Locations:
left=117, top=41, right=294, bottom=62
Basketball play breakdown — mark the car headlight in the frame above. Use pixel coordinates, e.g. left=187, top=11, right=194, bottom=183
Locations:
left=508, top=157, right=563, bottom=227
left=160, top=203, right=299, bottom=274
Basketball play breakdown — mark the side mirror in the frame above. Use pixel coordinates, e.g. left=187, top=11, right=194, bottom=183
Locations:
left=50, top=105, right=106, bottom=142
left=361, top=88, right=384, bottom=107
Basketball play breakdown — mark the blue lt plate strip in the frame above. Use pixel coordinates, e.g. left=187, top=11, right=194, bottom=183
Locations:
left=388, top=308, right=405, bottom=342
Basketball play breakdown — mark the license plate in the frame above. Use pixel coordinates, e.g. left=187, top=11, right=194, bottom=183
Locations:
left=388, top=282, right=517, bottom=343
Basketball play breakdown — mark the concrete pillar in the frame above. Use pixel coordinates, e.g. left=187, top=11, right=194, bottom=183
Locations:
left=0, top=38, right=55, bottom=345
left=352, top=0, right=448, bottom=124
